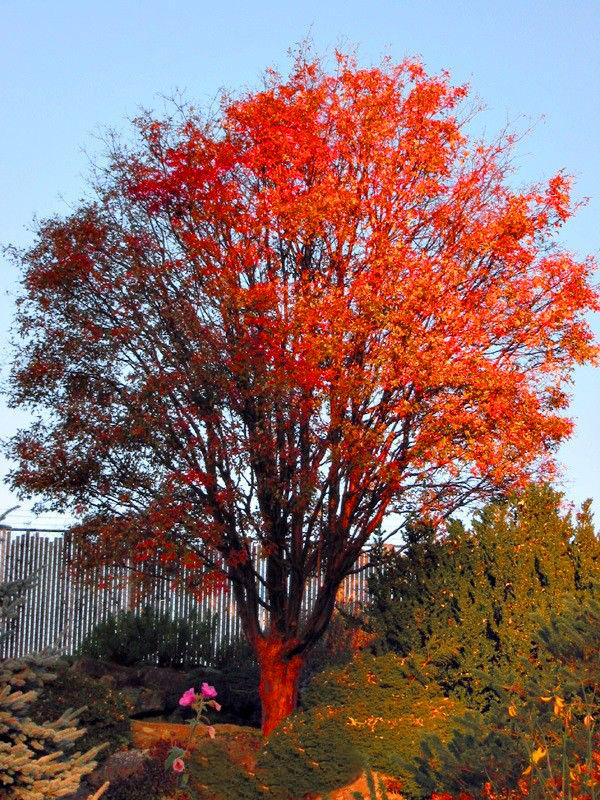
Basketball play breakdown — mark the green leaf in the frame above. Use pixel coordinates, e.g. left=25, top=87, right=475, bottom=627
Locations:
left=164, top=746, right=186, bottom=770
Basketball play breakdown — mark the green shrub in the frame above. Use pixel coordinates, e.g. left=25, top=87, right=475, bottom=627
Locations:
left=410, top=712, right=523, bottom=798
left=301, top=652, right=468, bottom=795
left=300, top=603, right=364, bottom=688
left=409, top=597, right=600, bottom=799
left=78, top=605, right=217, bottom=668
left=173, top=705, right=361, bottom=800
left=29, top=660, right=132, bottom=757
left=0, top=572, right=37, bottom=647
left=256, top=709, right=364, bottom=799
left=185, top=737, right=265, bottom=800
left=208, top=635, right=261, bottom=727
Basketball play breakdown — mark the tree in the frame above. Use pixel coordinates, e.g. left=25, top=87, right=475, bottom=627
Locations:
left=367, top=484, right=600, bottom=705
left=7, top=51, right=598, bottom=735
left=0, top=607, right=103, bottom=798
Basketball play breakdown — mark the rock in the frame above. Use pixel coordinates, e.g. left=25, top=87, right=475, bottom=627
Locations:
left=131, top=686, right=168, bottom=717
left=70, top=657, right=142, bottom=688
left=120, top=685, right=143, bottom=708
left=139, top=665, right=192, bottom=712
left=139, top=665, right=182, bottom=690
left=87, top=749, right=148, bottom=789
left=104, top=749, right=148, bottom=782
left=98, top=673, right=116, bottom=689
left=70, top=656, right=110, bottom=680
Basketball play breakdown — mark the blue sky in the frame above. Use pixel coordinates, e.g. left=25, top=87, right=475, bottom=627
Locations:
left=1, top=0, right=598, bottom=529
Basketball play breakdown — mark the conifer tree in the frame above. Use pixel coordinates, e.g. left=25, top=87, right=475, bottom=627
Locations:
left=368, top=484, right=600, bottom=704
left=0, top=575, right=37, bottom=648
left=0, top=577, right=104, bottom=798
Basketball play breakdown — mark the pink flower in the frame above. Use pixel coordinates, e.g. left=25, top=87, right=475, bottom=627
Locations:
left=200, top=682, right=217, bottom=699
left=172, top=757, right=185, bottom=773
left=179, top=688, right=196, bottom=707
left=207, top=725, right=216, bottom=739
left=208, top=700, right=221, bottom=712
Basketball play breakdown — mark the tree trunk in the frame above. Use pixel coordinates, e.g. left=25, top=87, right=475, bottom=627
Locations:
left=255, top=634, right=304, bottom=737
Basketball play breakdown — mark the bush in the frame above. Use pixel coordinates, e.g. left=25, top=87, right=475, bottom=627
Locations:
left=207, top=635, right=261, bottom=727
left=300, top=603, right=368, bottom=689
left=256, top=709, right=364, bottom=799
left=78, top=605, right=217, bottom=668
left=410, top=712, right=523, bottom=798
left=29, top=660, right=132, bottom=757
left=0, top=573, right=37, bottom=647
left=179, top=714, right=362, bottom=800
left=184, top=737, right=265, bottom=800
left=301, top=652, right=468, bottom=795
left=409, top=597, right=600, bottom=799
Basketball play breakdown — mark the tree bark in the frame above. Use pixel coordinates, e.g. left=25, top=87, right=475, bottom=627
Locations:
left=255, top=634, right=304, bottom=737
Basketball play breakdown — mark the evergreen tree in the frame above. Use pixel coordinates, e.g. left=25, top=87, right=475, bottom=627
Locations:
left=0, top=569, right=104, bottom=798
left=410, top=595, right=600, bottom=799
left=0, top=508, right=37, bottom=648
left=368, top=484, right=600, bottom=705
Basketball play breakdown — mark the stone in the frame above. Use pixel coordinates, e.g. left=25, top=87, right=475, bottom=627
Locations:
left=131, top=686, right=168, bottom=718
left=86, top=749, right=148, bottom=789
left=98, top=673, right=116, bottom=689
left=70, top=657, right=142, bottom=688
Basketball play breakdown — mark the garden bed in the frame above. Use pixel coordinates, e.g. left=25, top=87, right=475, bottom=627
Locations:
left=130, top=720, right=402, bottom=800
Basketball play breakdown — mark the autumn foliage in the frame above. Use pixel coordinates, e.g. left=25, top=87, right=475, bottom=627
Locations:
left=7, top=51, right=598, bottom=733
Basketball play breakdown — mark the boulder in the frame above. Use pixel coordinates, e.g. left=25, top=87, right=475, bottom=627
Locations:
left=131, top=686, right=168, bottom=718
left=70, top=657, right=142, bottom=688
left=139, top=665, right=193, bottom=713
left=86, top=749, right=148, bottom=789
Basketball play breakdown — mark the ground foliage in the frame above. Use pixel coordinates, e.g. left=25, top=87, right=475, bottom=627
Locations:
left=29, top=660, right=132, bottom=758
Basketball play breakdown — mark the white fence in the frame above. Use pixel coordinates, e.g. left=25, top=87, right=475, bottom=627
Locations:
left=0, top=528, right=373, bottom=661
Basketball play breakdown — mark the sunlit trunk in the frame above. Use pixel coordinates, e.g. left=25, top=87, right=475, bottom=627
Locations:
left=255, top=635, right=304, bottom=737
